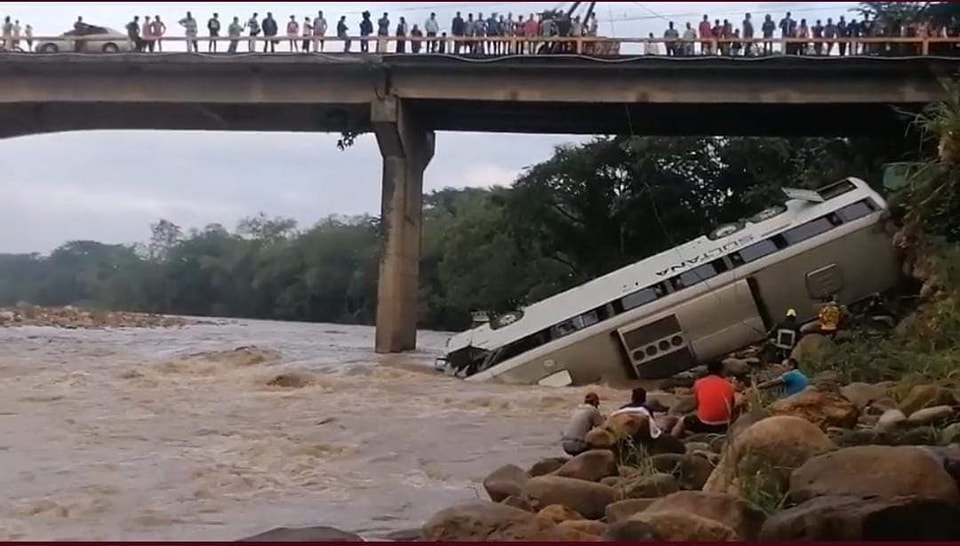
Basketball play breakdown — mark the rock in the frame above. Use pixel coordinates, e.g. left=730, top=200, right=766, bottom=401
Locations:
left=645, top=491, right=767, bottom=540
left=536, top=504, right=583, bottom=524
left=703, top=416, right=834, bottom=498
left=727, top=409, right=767, bottom=439
left=790, top=445, right=960, bottom=503
left=551, top=449, right=617, bottom=482
left=238, top=526, right=364, bottom=542
left=840, top=382, right=888, bottom=410
left=620, top=472, right=679, bottom=499
left=941, top=422, right=960, bottom=445
left=866, top=397, right=898, bottom=414
left=618, top=465, right=640, bottom=478
left=667, top=395, right=696, bottom=416
left=421, top=501, right=583, bottom=541
left=501, top=495, right=534, bottom=512
left=691, top=450, right=721, bottom=466
left=898, top=384, right=958, bottom=416
left=629, top=511, right=739, bottom=541
left=649, top=453, right=714, bottom=490
left=557, top=519, right=607, bottom=537
left=528, top=456, right=569, bottom=477
left=605, top=498, right=657, bottom=524
left=790, top=334, right=834, bottom=365
left=769, top=387, right=859, bottom=430
left=831, top=428, right=939, bottom=448
left=521, top=476, right=617, bottom=520
left=645, top=432, right=687, bottom=455
left=810, top=370, right=843, bottom=391
left=722, top=358, right=752, bottom=377
left=906, top=405, right=955, bottom=426
left=601, top=520, right=662, bottom=541
left=646, top=391, right=677, bottom=410
left=877, top=408, right=907, bottom=431
left=684, top=441, right=711, bottom=454
left=482, top=464, right=528, bottom=503
left=660, top=375, right=695, bottom=390
left=759, top=495, right=960, bottom=540
left=378, top=528, right=421, bottom=541
left=600, top=476, right=620, bottom=487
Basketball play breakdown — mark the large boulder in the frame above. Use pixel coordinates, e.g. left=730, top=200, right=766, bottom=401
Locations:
left=840, top=382, right=888, bottom=410
left=629, top=511, right=739, bottom=541
left=759, top=495, right=960, bottom=540
left=906, top=405, right=955, bottom=427
left=528, top=457, right=569, bottom=477
left=703, top=416, right=834, bottom=498
left=619, top=472, right=679, bottom=499
left=790, top=445, right=960, bottom=503
left=482, top=464, right=528, bottom=503
left=722, top=357, right=752, bottom=378
left=649, top=453, right=715, bottom=490
left=667, top=395, right=696, bottom=416
left=557, top=519, right=607, bottom=537
left=790, top=333, right=834, bottom=365
left=645, top=491, right=766, bottom=541
left=536, top=504, right=583, bottom=524
left=605, top=498, right=657, bottom=524
left=421, top=501, right=590, bottom=541
left=769, top=387, right=859, bottom=430
left=551, top=449, right=617, bottom=482
left=521, top=476, right=617, bottom=520
left=898, top=384, right=958, bottom=416
left=238, top=526, right=363, bottom=542
left=601, top=520, right=662, bottom=541
left=877, top=408, right=907, bottom=431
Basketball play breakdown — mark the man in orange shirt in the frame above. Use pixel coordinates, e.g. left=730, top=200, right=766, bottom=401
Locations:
left=671, top=360, right=736, bottom=438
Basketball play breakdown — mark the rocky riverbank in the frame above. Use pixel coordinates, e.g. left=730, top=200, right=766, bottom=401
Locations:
left=0, top=305, right=206, bottom=329
left=248, top=364, right=960, bottom=542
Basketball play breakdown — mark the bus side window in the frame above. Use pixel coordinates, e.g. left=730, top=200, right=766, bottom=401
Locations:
left=621, top=286, right=661, bottom=311
left=836, top=199, right=876, bottom=223
left=782, top=216, right=835, bottom=246
left=672, top=262, right=720, bottom=290
left=737, top=238, right=779, bottom=264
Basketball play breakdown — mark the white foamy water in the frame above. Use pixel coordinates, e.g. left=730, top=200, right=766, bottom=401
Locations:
left=0, top=319, right=629, bottom=540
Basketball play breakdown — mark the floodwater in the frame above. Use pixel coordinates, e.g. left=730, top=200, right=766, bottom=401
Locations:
left=0, top=319, right=629, bottom=541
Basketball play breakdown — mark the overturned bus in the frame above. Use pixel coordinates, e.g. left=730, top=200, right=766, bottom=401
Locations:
left=436, top=177, right=901, bottom=386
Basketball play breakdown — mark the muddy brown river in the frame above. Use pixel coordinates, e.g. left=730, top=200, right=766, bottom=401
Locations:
left=0, top=320, right=629, bottom=540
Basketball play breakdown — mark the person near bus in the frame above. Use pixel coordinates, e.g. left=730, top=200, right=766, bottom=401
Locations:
left=671, top=360, right=736, bottom=438
left=757, top=357, right=808, bottom=398
left=561, top=392, right=604, bottom=456
left=817, top=297, right=842, bottom=336
left=768, top=308, right=801, bottom=362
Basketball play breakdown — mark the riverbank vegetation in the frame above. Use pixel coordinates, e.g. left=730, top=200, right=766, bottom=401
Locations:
left=0, top=136, right=920, bottom=330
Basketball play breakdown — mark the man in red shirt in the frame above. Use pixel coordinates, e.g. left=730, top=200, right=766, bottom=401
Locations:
left=698, top=14, right=712, bottom=55
left=671, top=360, right=736, bottom=438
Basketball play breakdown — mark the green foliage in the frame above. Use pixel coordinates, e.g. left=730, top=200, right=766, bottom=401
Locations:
left=738, top=452, right=790, bottom=516
left=0, top=135, right=917, bottom=329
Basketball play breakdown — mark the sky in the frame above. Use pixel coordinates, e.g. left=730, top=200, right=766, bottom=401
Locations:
left=0, top=2, right=858, bottom=254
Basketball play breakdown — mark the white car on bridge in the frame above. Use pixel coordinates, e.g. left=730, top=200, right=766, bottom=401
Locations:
left=35, top=24, right=132, bottom=54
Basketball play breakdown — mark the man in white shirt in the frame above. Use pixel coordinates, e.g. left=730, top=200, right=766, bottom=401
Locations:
left=313, top=11, right=327, bottom=52
left=424, top=12, right=440, bottom=53
left=561, top=392, right=604, bottom=456
left=609, top=388, right=663, bottom=439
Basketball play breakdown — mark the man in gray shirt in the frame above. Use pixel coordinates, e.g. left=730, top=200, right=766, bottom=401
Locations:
left=561, top=392, right=604, bottom=456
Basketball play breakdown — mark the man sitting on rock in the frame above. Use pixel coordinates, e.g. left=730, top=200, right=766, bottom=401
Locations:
left=610, top=387, right=663, bottom=439
left=756, top=357, right=808, bottom=398
left=561, top=392, right=604, bottom=456
left=671, top=360, right=736, bottom=438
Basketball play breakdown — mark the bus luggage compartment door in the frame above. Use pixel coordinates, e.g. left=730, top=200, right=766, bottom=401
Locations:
left=615, top=279, right=766, bottom=379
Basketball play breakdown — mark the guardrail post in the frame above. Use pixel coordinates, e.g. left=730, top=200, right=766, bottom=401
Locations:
left=371, top=96, right=434, bottom=353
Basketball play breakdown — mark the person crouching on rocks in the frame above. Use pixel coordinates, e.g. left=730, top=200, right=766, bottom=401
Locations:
left=561, top=392, right=604, bottom=456
left=756, top=357, right=808, bottom=398
left=671, top=360, right=736, bottom=438
left=609, top=387, right=663, bottom=440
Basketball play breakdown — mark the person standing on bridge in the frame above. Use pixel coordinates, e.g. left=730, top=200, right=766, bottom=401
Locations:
left=699, top=15, right=712, bottom=55
left=742, top=13, right=756, bottom=56
left=395, top=17, right=408, bottom=53
left=450, top=11, right=464, bottom=55
left=424, top=12, right=439, bottom=53
left=286, top=15, right=299, bottom=52
left=24, top=23, right=32, bottom=52
left=179, top=12, right=198, bottom=53
left=142, top=16, right=154, bottom=52
left=302, top=16, right=312, bottom=53
left=207, top=13, right=220, bottom=53
left=663, top=21, right=679, bottom=56
left=227, top=16, right=242, bottom=53
left=337, top=16, right=350, bottom=52
left=761, top=14, right=775, bottom=55
left=824, top=18, right=837, bottom=55
left=376, top=12, right=390, bottom=53
left=359, top=12, right=372, bottom=53
left=262, top=13, right=278, bottom=53
left=246, top=13, right=260, bottom=52
left=410, top=24, right=423, bottom=53
left=313, top=11, right=327, bottom=52
left=126, top=16, right=143, bottom=52
left=682, top=22, right=696, bottom=56
left=812, top=19, right=824, bottom=55
left=151, top=16, right=166, bottom=52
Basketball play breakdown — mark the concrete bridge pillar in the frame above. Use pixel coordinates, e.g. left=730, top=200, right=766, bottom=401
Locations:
left=372, top=97, right=435, bottom=353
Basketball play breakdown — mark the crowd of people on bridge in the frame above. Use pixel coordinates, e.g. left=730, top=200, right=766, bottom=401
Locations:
left=2, top=7, right=959, bottom=57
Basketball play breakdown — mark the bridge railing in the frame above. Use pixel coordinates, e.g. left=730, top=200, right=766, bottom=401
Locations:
left=9, top=35, right=960, bottom=57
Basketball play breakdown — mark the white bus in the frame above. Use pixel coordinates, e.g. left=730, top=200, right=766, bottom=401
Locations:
left=437, top=177, right=900, bottom=387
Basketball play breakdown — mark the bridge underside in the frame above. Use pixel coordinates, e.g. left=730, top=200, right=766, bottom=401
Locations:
left=0, top=100, right=922, bottom=139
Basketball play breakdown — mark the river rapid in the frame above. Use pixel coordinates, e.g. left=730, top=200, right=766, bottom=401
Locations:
left=0, top=319, right=629, bottom=541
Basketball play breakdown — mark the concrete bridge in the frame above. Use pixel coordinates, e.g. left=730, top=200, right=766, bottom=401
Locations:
left=1, top=52, right=957, bottom=352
